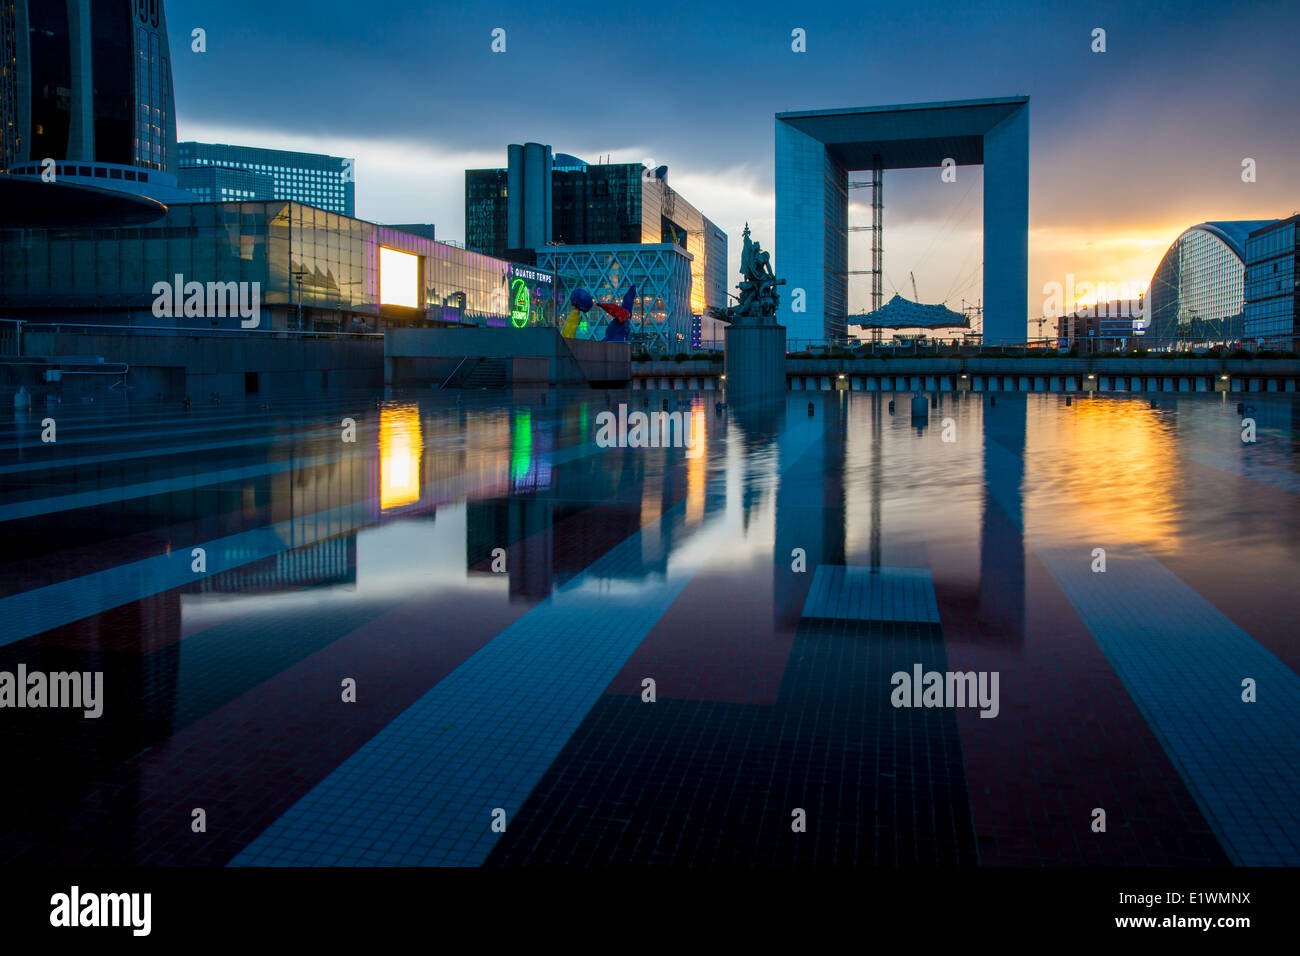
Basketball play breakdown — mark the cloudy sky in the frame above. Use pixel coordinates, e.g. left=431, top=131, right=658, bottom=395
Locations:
left=168, top=0, right=1297, bottom=317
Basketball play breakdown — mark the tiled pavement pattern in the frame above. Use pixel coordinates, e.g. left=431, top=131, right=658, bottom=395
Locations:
left=801, top=565, right=941, bottom=624
left=0, top=397, right=675, bottom=864
left=0, top=485, right=663, bottom=865
left=487, top=620, right=978, bottom=866
left=1, top=393, right=1294, bottom=868
left=1187, top=451, right=1300, bottom=495
left=979, top=408, right=1300, bottom=866
left=0, top=591, right=531, bottom=866
left=932, top=546, right=1231, bottom=866
left=230, top=418, right=824, bottom=866
left=1035, top=545, right=1300, bottom=865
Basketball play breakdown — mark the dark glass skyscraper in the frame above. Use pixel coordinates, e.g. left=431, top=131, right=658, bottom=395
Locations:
left=466, top=144, right=727, bottom=315
left=0, top=0, right=176, bottom=172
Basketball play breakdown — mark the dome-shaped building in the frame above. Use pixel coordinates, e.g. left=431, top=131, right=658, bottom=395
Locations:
left=1147, top=221, right=1276, bottom=345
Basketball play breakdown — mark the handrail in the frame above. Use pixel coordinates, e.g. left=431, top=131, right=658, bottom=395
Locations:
left=16, top=321, right=383, bottom=339
left=440, top=356, right=472, bottom=389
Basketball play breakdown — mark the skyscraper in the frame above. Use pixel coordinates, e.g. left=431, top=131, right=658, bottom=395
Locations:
left=466, top=144, right=728, bottom=317
left=0, top=0, right=177, bottom=172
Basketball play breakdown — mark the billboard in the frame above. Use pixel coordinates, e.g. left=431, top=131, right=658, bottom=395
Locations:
left=379, top=247, right=420, bottom=309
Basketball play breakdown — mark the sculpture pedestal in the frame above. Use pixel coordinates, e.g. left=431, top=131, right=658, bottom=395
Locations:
left=724, top=323, right=787, bottom=406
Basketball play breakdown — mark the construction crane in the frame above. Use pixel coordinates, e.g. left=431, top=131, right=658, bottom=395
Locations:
left=910, top=271, right=918, bottom=301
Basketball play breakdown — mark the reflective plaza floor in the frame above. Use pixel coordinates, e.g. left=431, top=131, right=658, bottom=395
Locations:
left=1, top=389, right=1297, bottom=867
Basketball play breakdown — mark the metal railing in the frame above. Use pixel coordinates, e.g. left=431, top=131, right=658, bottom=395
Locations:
left=12, top=321, right=383, bottom=341
left=780, top=337, right=1298, bottom=358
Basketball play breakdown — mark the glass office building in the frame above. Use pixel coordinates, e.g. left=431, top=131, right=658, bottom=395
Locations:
left=466, top=146, right=727, bottom=318
left=1, top=0, right=22, bottom=170
left=538, top=243, right=694, bottom=352
left=0, top=201, right=554, bottom=330
left=178, top=164, right=275, bottom=203
left=1244, top=216, right=1300, bottom=351
left=465, top=167, right=510, bottom=258
left=1147, top=221, right=1276, bottom=346
left=177, top=143, right=356, bottom=216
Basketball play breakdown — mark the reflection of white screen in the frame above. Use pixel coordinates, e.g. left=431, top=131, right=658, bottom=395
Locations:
left=379, top=247, right=419, bottom=308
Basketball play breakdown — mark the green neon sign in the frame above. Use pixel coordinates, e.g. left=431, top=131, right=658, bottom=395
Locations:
left=510, top=278, right=530, bottom=328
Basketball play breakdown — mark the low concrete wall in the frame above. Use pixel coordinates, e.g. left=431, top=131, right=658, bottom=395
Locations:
left=625, top=354, right=1300, bottom=394
left=563, top=336, right=631, bottom=386
left=385, top=326, right=629, bottom=388
left=18, top=331, right=384, bottom=401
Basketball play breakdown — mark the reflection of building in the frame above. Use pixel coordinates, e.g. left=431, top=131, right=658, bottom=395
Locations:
left=1148, top=221, right=1276, bottom=345
left=198, top=537, right=357, bottom=593
left=1244, top=215, right=1300, bottom=351
left=464, top=400, right=720, bottom=601
left=466, top=144, right=727, bottom=323
left=0, top=0, right=177, bottom=173
left=177, top=142, right=355, bottom=216
left=0, top=201, right=555, bottom=330
left=537, top=244, right=694, bottom=352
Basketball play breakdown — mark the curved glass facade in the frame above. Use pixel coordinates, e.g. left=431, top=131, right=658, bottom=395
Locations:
left=1148, top=221, right=1276, bottom=346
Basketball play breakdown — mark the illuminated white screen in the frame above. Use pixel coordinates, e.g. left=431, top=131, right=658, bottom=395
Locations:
left=379, top=247, right=420, bottom=308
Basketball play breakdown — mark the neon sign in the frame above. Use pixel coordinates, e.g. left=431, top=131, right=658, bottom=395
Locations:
left=510, top=278, right=530, bottom=328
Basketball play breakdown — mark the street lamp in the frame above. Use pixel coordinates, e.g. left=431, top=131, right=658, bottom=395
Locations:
left=291, top=270, right=307, bottom=331
left=340, top=279, right=362, bottom=330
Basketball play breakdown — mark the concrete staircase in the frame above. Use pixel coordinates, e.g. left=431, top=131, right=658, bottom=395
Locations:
left=389, top=327, right=631, bottom=389
left=460, top=357, right=508, bottom=389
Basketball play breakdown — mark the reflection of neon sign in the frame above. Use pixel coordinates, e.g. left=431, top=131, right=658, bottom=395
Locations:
left=510, top=278, right=530, bottom=328
left=510, top=406, right=551, bottom=490
left=512, top=407, right=532, bottom=482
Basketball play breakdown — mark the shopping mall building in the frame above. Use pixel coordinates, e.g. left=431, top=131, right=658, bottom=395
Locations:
left=0, top=200, right=557, bottom=332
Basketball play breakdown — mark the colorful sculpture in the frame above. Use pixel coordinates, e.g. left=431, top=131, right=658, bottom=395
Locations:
left=559, top=285, right=636, bottom=342
left=598, top=285, right=637, bottom=342
left=560, top=288, right=594, bottom=338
